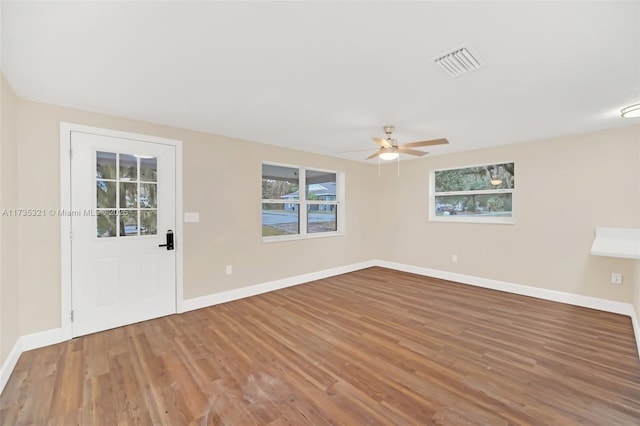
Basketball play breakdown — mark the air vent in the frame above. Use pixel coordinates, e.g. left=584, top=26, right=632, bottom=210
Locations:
left=433, top=44, right=483, bottom=77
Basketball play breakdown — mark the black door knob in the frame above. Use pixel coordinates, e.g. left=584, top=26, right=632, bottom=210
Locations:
left=159, top=230, right=174, bottom=250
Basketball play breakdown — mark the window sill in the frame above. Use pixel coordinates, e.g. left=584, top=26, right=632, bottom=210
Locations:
left=429, top=215, right=515, bottom=225
left=262, top=231, right=344, bottom=244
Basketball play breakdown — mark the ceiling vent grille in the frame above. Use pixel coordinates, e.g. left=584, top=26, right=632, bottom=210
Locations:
left=433, top=44, right=483, bottom=77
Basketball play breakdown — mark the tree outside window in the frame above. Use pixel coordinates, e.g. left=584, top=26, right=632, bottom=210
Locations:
left=431, top=163, right=515, bottom=224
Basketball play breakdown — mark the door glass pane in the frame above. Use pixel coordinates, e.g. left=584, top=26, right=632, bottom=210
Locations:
left=97, top=211, right=117, bottom=238
left=140, top=211, right=157, bottom=235
left=262, top=203, right=299, bottom=236
left=140, top=157, right=157, bottom=182
left=96, top=181, right=116, bottom=208
left=97, top=151, right=116, bottom=179
left=120, top=182, right=138, bottom=208
left=120, top=210, right=139, bottom=236
left=140, top=183, right=157, bottom=208
left=96, top=151, right=161, bottom=239
left=119, top=154, right=137, bottom=181
left=308, top=205, right=337, bottom=233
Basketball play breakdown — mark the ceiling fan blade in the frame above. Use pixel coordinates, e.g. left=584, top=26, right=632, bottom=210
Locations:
left=401, top=138, right=449, bottom=148
left=365, top=150, right=381, bottom=160
left=397, top=147, right=428, bottom=156
left=336, top=147, right=378, bottom=153
left=373, top=137, right=392, bottom=148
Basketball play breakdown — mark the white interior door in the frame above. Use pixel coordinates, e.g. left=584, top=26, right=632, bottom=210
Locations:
left=70, top=130, right=177, bottom=337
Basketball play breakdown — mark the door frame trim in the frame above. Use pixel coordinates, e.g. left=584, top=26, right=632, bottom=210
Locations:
left=60, top=122, right=184, bottom=340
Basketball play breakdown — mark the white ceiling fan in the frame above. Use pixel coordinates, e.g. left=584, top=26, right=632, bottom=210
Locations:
left=365, top=125, right=449, bottom=160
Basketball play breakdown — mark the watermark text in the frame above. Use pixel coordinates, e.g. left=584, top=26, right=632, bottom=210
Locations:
left=1, top=209, right=126, bottom=217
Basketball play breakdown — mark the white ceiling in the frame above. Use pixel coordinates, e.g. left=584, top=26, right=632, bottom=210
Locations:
left=2, top=1, right=639, bottom=162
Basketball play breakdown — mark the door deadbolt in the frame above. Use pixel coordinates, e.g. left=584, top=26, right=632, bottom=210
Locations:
left=158, top=230, right=174, bottom=250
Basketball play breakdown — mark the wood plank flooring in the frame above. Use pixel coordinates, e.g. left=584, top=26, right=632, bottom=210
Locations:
left=1, top=267, right=640, bottom=425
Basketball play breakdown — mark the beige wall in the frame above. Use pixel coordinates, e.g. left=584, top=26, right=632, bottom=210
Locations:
left=2, top=74, right=640, bottom=369
left=1, top=74, right=20, bottom=362
left=15, top=99, right=379, bottom=336
left=376, top=125, right=640, bottom=303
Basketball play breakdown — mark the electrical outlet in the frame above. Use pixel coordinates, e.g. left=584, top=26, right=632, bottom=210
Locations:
left=226, top=265, right=233, bottom=275
left=452, top=254, right=458, bottom=263
left=611, top=272, right=622, bottom=285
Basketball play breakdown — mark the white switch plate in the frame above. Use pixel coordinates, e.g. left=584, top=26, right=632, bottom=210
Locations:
left=226, top=265, right=233, bottom=275
left=611, top=272, right=623, bottom=285
left=184, top=212, right=200, bottom=223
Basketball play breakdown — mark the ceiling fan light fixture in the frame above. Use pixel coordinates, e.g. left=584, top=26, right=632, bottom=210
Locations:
left=379, top=149, right=399, bottom=161
left=621, top=103, right=640, bottom=118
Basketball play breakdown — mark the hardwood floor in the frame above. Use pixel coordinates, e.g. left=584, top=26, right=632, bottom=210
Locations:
left=2, top=267, right=640, bottom=425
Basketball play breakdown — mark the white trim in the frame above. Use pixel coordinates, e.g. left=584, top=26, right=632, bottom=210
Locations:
left=59, top=123, right=184, bottom=332
left=631, top=308, right=640, bottom=358
left=183, top=260, right=376, bottom=312
left=20, top=328, right=65, bottom=352
left=0, top=327, right=64, bottom=395
left=378, top=260, right=639, bottom=357
left=262, top=231, right=344, bottom=243
left=161, top=258, right=640, bottom=357
left=174, top=140, right=185, bottom=313
left=0, top=338, right=22, bottom=395
left=3, top=258, right=638, bottom=396
left=261, top=162, right=344, bottom=242
left=376, top=260, right=636, bottom=316
left=429, top=215, right=515, bottom=225
left=60, top=123, right=72, bottom=340
left=429, top=161, right=515, bottom=225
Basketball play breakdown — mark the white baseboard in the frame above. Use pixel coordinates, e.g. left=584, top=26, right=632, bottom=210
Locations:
left=0, top=338, right=22, bottom=396
left=376, top=260, right=636, bottom=316
left=183, top=260, right=376, bottom=312
left=183, top=258, right=639, bottom=357
left=2, top=258, right=639, bottom=397
left=631, top=309, right=640, bottom=358
left=0, top=327, right=63, bottom=395
left=21, top=328, right=65, bottom=352
left=377, top=260, right=639, bottom=356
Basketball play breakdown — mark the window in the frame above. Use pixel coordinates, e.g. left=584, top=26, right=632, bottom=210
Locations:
left=430, top=162, right=515, bottom=224
left=262, top=163, right=343, bottom=240
left=96, top=151, right=158, bottom=237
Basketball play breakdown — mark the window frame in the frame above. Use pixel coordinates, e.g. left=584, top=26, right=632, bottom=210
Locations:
left=429, top=162, right=515, bottom=224
left=262, top=162, right=344, bottom=242
left=95, top=151, right=159, bottom=238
